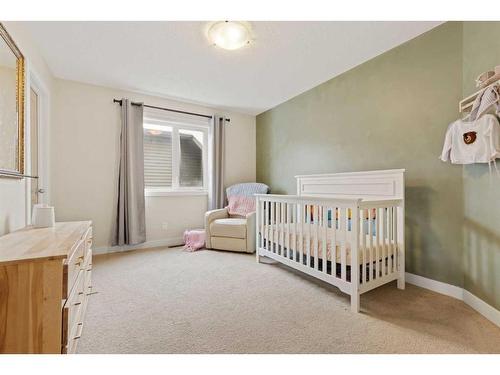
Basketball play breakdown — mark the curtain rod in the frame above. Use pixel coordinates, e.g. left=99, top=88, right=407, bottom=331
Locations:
left=113, top=99, right=230, bottom=122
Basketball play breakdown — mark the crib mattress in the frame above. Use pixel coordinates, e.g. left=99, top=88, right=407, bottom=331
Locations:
left=262, top=224, right=397, bottom=266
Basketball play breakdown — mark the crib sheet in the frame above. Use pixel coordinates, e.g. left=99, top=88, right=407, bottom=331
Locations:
left=264, top=224, right=397, bottom=266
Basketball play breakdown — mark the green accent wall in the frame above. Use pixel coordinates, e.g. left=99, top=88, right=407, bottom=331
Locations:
left=462, top=22, right=500, bottom=309
left=257, top=21, right=500, bottom=309
left=257, top=22, right=464, bottom=287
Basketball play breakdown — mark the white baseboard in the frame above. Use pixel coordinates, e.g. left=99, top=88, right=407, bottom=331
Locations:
left=463, top=290, right=500, bottom=328
left=406, top=272, right=500, bottom=328
left=94, top=237, right=184, bottom=255
left=405, top=272, right=463, bottom=300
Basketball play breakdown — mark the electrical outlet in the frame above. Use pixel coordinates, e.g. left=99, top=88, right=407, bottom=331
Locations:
left=161, top=222, right=168, bottom=231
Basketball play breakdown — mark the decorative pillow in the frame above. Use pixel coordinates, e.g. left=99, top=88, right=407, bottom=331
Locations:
left=227, top=195, right=256, bottom=217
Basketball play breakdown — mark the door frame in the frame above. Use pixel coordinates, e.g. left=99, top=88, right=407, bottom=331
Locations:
left=25, top=66, right=50, bottom=224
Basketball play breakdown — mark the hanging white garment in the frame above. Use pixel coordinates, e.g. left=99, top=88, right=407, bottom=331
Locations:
left=440, top=114, right=500, bottom=164
left=466, top=84, right=500, bottom=121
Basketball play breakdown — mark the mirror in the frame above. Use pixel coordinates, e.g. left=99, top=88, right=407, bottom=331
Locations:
left=0, top=23, right=25, bottom=177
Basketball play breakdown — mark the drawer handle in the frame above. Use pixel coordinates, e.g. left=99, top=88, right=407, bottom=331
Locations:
left=73, top=302, right=82, bottom=306
left=78, top=291, right=84, bottom=295
left=75, top=256, right=84, bottom=266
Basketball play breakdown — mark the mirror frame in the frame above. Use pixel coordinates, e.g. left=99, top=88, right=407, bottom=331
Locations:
left=0, top=22, right=25, bottom=178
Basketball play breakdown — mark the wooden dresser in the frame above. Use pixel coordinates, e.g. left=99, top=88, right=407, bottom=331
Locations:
left=0, top=221, right=93, bottom=354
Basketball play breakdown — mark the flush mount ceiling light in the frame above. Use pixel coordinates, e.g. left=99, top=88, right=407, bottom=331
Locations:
left=208, top=21, right=251, bottom=50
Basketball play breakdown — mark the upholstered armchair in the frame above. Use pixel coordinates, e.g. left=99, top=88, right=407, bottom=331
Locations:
left=205, top=183, right=269, bottom=253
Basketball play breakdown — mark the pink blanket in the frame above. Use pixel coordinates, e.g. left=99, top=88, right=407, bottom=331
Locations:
left=228, top=195, right=256, bottom=216
left=183, top=229, right=206, bottom=252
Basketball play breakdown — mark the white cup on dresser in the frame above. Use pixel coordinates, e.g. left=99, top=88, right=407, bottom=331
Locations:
left=32, top=204, right=55, bottom=228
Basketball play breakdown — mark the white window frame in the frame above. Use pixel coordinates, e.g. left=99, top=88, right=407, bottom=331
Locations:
left=143, top=115, right=209, bottom=197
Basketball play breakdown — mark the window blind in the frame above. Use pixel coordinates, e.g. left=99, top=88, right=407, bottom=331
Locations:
left=143, top=130, right=173, bottom=188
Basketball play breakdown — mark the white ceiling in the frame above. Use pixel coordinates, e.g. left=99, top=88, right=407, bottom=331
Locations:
left=20, top=21, right=442, bottom=115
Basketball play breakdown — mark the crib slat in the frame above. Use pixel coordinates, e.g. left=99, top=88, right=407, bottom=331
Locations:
left=276, top=201, right=279, bottom=254
left=297, top=204, right=305, bottom=264
left=271, top=201, right=276, bottom=253
left=276, top=202, right=280, bottom=255
left=314, top=205, right=317, bottom=268
left=376, top=208, right=381, bottom=278
left=333, top=207, right=338, bottom=278
left=277, top=202, right=280, bottom=254
left=257, top=199, right=266, bottom=249
left=287, top=203, right=291, bottom=259
left=316, top=206, right=321, bottom=270
left=306, top=205, right=311, bottom=267
left=387, top=207, right=394, bottom=273
left=322, top=206, right=328, bottom=274
left=380, top=208, right=387, bottom=276
left=283, top=202, right=286, bottom=257
left=340, top=208, right=347, bottom=281
left=268, top=201, right=271, bottom=253
left=292, top=203, right=296, bottom=262
left=269, top=201, right=272, bottom=253
left=278, top=202, right=285, bottom=256
left=263, top=201, right=267, bottom=252
left=258, top=199, right=262, bottom=252
left=368, top=209, right=373, bottom=281
left=383, top=208, right=390, bottom=275
left=361, top=209, right=366, bottom=283
left=313, top=205, right=318, bottom=270
left=394, top=207, right=398, bottom=272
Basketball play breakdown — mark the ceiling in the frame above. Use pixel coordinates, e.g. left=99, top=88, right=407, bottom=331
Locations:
left=20, top=21, right=442, bottom=115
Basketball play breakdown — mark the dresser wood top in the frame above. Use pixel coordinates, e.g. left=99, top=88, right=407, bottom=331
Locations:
left=0, top=221, right=91, bottom=266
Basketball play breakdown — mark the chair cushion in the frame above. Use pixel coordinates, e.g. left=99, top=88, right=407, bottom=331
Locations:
left=210, top=218, right=247, bottom=239
left=210, top=237, right=248, bottom=252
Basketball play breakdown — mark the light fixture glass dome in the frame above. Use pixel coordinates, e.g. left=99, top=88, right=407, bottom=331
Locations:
left=208, top=21, right=251, bottom=50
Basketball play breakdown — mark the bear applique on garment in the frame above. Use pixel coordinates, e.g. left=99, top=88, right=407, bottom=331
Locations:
left=463, top=131, right=477, bottom=145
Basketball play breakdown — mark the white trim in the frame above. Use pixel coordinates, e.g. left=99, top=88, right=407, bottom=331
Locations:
left=463, top=290, right=500, bottom=328
left=295, top=169, right=406, bottom=179
left=30, top=68, right=50, bottom=205
left=405, top=272, right=463, bottom=300
left=24, top=65, right=51, bottom=225
left=145, top=189, right=208, bottom=197
left=93, top=237, right=184, bottom=255
left=406, top=272, right=500, bottom=327
left=143, top=114, right=209, bottom=192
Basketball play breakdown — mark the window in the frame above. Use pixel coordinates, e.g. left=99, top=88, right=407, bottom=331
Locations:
left=143, top=112, right=209, bottom=195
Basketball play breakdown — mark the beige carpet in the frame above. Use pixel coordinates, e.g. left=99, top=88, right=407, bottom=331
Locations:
left=77, top=247, right=500, bottom=354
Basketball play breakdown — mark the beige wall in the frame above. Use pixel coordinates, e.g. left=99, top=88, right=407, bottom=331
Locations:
left=0, top=22, right=54, bottom=236
left=257, top=22, right=465, bottom=287
left=462, top=22, right=500, bottom=309
left=51, top=79, right=256, bottom=249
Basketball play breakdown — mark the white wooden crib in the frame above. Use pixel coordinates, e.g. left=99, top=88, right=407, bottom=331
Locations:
left=255, top=169, right=405, bottom=312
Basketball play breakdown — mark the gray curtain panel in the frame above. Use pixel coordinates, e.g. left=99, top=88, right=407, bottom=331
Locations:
left=208, top=116, right=226, bottom=210
left=112, top=98, right=146, bottom=246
